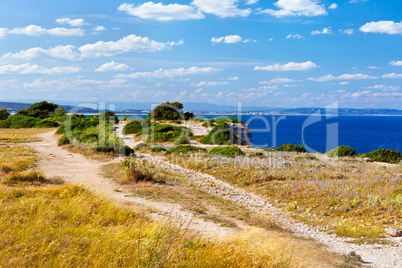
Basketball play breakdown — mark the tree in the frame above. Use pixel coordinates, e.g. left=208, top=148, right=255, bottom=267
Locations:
left=183, top=111, right=194, bottom=120
left=0, top=108, right=10, bottom=120
left=50, top=107, right=67, bottom=121
left=17, top=101, right=58, bottom=119
left=148, top=101, right=184, bottom=120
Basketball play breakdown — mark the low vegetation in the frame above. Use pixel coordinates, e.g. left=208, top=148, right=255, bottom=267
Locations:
left=327, top=146, right=357, bottom=157
left=274, top=144, right=306, bottom=153
left=365, top=149, right=402, bottom=164
left=166, top=145, right=207, bottom=154
left=208, top=146, right=244, bottom=158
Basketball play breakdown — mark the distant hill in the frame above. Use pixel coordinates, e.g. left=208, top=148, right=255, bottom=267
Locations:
left=0, top=101, right=99, bottom=114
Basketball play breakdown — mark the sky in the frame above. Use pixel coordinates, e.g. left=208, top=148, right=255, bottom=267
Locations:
left=0, top=0, right=401, bottom=109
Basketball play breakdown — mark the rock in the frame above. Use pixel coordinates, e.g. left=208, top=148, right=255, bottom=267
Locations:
left=280, top=162, right=291, bottom=167
left=331, top=174, right=345, bottom=180
left=397, top=174, right=402, bottom=179
left=385, top=227, right=402, bottom=237
left=364, top=158, right=373, bottom=163
left=352, top=169, right=362, bottom=174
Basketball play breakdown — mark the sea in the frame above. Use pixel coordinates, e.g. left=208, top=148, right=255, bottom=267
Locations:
left=119, top=114, right=402, bottom=154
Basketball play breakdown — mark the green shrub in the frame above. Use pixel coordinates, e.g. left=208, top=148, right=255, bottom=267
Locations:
left=151, top=146, right=167, bottom=152
left=97, top=111, right=118, bottom=124
left=16, top=101, right=58, bottom=119
left=166, top=145, right=207, bottom=154
left=58, top=135, right=70, bottom=146
left=0, top=115, right=41, bottom=129
left=365, top=149, right=402, bottom=164
left=327, top=146, right=357, bottom=157
left=208, top=146, right=244, bottom=158
left=0, top=108, right=10, bottom=120
left=123, top=120, right=149, bottom=134
left=119, top=146, right=135, bottom=156
left=200, top=122, right=241, bottom=145
left=148, top=101, right=184, bottom=121
left=274, top=144, right=306, bottom=153
left=79, top=133, right=99, bottom=143
left=183, top=111, right=194, bottom=120
left=120, top=158, right=154, bottom=183
left=147, top=132, right=189, bottom=144
left=135, top=143, right=149, bottom=150
left=217, top=117, right=245, bottom=124
left=33, top=119, right=59, bottom=128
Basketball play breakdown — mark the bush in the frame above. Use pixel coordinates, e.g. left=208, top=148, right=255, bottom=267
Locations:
left=79, top=133, right=99, bottom=143
left=208, top=146, right=244, bottom=158
left=119, top=146, right=135, bottom=156
left=200, top=122, right=241, bottom=145
left=0, top=115, right=41, bottom=128
left=183, top=111, right=194, bottom=120
left=120, top=158, right=154, bottom=183
left=123, top=120, right=149, bottom=134
left=148, top=101, right=184, bottom=121
left=274, top=144, right=306, bottom=153
left=58, top=135, right=70, bottom=146
left=217, top=117, right=245, bottom=124
left=16, top=101, right=58, bottom=119
left=365, top=149, right=402, bottom=164
left=166, top=145, right=207, bottom=154
left=327, top=146, right=357, bottom=157
left=0, top=108, right=10, bottom=120
left=151, top=146, right=167, bottom=152
left=2, top=171, right=47, bottom=184
left=97, top=111, right=118, bottom=124
left=33, top=119, right=59, bottom=128
left=135, top=143, right=149, bottom=150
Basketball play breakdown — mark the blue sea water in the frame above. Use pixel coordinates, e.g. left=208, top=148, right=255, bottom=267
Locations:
left=121, top=114, right=402, bottom=154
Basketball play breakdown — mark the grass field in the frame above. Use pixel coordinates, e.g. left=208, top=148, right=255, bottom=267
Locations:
left=166, top=151, right=402, bottom=242
left=0, top=128, right=352, bottom=267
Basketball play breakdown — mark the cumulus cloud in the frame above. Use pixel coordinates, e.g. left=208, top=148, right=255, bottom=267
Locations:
left=116, top=66, right=222, bottom=79
left=308, top=73, right=378, bottom=81
left=286, top=34, right=304, bottom=39
left=259, top=0, right=327, bottom=17
left=1, top=34, right=181, bottom=62
left=328, top=3, right=337, bottom=9
left=93, top=26, right=106, bottom=32
left=192, top=81, right=229, bottom=87
left=341, top=29, right=354, bottom=35
left=79, top=34, right=183, bottom=58
left=360, top=21, right=402, bottom=35
left=191, top=0, right=251, bottom=18
left=260, top=78, right=294, bottom=84
left=0, top=28, right=7, bottom=39
left=390, top=61, right=402, bottom=66
left=366, top=85, right=400, bottom=91
left=0, top=63, right=81, bottom=75
left=118, top=2, right=205, bottom=21
left=211, top=35, right=243, bottom=43
left=7, top=25, right=84, bottom=36
left=311, top=27, right=332, bottom=35
left=246, top=0, right=259, bottom=4
left=382, top=73, right=402, bottom=79
left=254, top=61, right=318, bottom=71
left=228, top=76, right=239, bottom=80
left=1, top=45, right=80, bottom=62
left=95, top=61, right=129, bottom=72
left=56, top=18, right=88, bottom=27
left=339, top=81, right=350, bottom=85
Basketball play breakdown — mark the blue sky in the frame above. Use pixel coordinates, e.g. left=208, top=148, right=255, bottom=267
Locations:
left=0, top=0, right=401, bottom=108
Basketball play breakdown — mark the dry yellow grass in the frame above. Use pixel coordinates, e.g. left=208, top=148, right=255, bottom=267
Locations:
left=0, top=128, right=53, bottom=144
left=167, top=151, right=402, bottom=241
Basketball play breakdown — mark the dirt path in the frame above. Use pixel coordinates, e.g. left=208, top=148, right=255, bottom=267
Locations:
left=28, top=131, right=235, bottom=240
left=116, top=122, right=402, bottom=268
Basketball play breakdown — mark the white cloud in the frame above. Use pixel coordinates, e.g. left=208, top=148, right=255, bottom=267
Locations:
left=0, top=28, right=7, bottom=39
left=116, top=66, right=222, bottom=79
left=254, top=61, right=318, bottom=71
left=118, top=2, right=205, bottom=21
left=0, top=63, right=81, bottom=75
left=259, top=0, right=327, bottom=17
left=352, top=90, right=371, bottom=98
left=95, top=61, right=129, bottom=72
left=360, top=21, right=402, bottom=35
left=349, top=0, right=367, bottom=3
left=339, top=81, right=350, bottom=85
left=390, top=61, right=402, bottom=66
left=2, top=45, right=80, bottom=62
left=191, top=0, right=251, bottom=18
left=382, top=73, right=402, bottom=79
left=211, top=35, right=242, bottom=43
left=366, top=85, right=400, bottom=91
left=195, top=88, right=203, bottom=93
left=93, top=26, right=106, bottom=32
left=328, top=3, right=337, bottom=9
left=308, top=73, right=378, bottom=81
left=78, top=34, right=183, bottom=58
left=192, top=81, right=229, bottom=87
left=7, top=25, right=84, bottom=36
left=311, top=27, right=332, bottom=35
left=246, top=0, right=259, bottom=4
left=368, top=66, right=381, bottom=69
left=228, top=76, right=239, bottom=80
left=266, top=78, right=294, bottom=83
left=342, top=29, right=354, bottom=35
left=1, top=34, right=180, bottom=62
left=286, top=34, right=304, bottom=39
left=56, top=18, right=88, bottom=27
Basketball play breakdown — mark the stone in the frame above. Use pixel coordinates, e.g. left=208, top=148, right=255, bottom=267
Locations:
left=364, top=158, right=373, bottom=163
left=385, top=227, right=402, bottom=237
left=280, top=162, right=291, bottom=167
